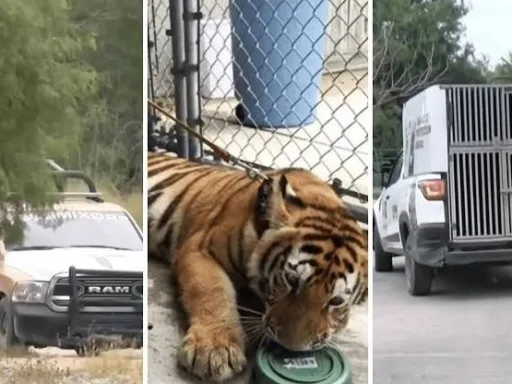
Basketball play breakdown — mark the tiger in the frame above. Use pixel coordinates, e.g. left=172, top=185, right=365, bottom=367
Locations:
left=148, top=152, right=368, bottom=382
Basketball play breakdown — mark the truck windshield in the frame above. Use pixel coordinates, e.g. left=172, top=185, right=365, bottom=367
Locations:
left=7, top=210, right=142, bottom=251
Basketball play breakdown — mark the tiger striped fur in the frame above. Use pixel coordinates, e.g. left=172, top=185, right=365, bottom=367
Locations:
left=148, top=152, right=368, bottom=382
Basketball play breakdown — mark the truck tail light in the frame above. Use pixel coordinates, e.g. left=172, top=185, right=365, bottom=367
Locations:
left=418, top=179, right=446, bottom=201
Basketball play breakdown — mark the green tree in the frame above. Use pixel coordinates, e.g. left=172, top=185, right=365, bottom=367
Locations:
left=373, top=0, right=488, bottom=170
left=70, top=0, right=143, bottom=191
left=0, top=0, right=98, bottom=243
left=490, top=53, right=512, bottom=83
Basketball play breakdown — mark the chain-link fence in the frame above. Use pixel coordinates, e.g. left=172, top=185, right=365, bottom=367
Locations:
left=148, top=0, right=369, bottom=207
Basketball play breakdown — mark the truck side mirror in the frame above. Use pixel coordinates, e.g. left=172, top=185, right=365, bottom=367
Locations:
left=380, top=160, right=393, bottom=188
left=381, top=172, right=390, bottom=188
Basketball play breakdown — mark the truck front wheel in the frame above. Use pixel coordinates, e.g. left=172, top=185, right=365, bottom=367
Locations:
left=374, top=223, right=393, bottom=272
left=0, top=296, right=25, bottom=351
left=404, top=237, right=434, bottom=296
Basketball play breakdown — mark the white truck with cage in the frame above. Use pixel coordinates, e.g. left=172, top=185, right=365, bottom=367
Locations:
left=373, top=84, right=512, bottom=296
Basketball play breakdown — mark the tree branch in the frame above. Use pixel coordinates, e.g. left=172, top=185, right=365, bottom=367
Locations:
left=373, top=22, right=448, bottom=108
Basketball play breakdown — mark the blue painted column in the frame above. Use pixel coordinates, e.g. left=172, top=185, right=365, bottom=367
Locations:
left=230, top=0, right=328, bottom=128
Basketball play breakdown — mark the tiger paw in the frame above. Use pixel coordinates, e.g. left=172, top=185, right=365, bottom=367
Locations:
left=177, top=325, right=247, bottom=382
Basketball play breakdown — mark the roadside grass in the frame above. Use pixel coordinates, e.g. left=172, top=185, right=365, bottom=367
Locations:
left=0, top=346, right=37, bottom=358
left=79, top=355, right=142, bottom=380
left=0, top=351, right=142, bottom=384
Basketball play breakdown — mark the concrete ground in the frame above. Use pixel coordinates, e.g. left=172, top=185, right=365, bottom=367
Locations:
left=373, top=255, right=512, bottom=384
left=148, top=260, right=368, bottom=383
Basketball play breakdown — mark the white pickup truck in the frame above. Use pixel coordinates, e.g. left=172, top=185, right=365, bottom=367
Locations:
left=374, top=84, right=512, bottom=296
left=0, top=163, right=144, bottom=355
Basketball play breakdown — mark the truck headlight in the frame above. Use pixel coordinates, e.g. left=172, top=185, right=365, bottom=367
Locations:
left=11, top=281, right=49, bottom=303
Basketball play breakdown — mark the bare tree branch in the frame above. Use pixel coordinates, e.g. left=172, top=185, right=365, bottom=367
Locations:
left=373, top=22, right=448, bottom=108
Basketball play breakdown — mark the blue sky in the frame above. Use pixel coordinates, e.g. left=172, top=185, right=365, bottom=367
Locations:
left=462, top=0, right=511, bottom=67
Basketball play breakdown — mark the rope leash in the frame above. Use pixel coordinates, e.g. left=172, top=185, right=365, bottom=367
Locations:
left=148, top=99, right=368, bottom=224
left=148, top=100, right=269, bottom=182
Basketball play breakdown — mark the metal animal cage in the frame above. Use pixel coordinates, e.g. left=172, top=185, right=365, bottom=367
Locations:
left=447, top=85, right=512, bottom=242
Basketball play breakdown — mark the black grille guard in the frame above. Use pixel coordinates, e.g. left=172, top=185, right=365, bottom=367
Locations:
left=66, top=266, right=143, bottom=334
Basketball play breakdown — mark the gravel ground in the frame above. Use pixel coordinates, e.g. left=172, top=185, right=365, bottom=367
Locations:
left=374, top=255, right=512, bottom=384
left=148, top=260, right=368, bottom=383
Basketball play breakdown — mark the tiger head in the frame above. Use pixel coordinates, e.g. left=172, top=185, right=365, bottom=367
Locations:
left=247, top=169, right=367, bottom=352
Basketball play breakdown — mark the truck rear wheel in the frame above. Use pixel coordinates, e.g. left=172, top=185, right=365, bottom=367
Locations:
left=404, top=237, right=434, bottom=296
left=374, top=223, right=393, bottom=272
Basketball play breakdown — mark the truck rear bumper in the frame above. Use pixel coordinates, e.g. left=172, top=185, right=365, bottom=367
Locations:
left=413, top=223, right=512, bottom=267
left=444, top=249, right=512, bottom=265
left=12, top=302, right=142, bottom=349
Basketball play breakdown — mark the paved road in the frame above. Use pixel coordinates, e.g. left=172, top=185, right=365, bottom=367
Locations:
left=373, top=255, right=512, bottom=384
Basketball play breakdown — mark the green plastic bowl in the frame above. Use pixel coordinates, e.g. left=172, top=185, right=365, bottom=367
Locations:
left=251, top=342, right=353, bottom=384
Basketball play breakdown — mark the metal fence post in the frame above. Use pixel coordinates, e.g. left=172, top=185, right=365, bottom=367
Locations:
left=169, top=0, right=189, bottom=158
left=148, top=35, right=157, bottom=150
left=183, top=0, right=202, bottom=158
